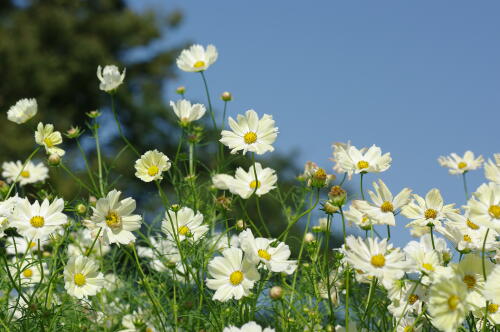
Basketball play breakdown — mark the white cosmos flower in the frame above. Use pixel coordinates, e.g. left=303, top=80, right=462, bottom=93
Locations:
left=10, top=256, right=47, bottom=286
left=170, top=99, right=206, bottom=125
left=161, top=206, right=208, bottom=242
left=239, top=229, right=297, bottom=274
left=7, top=98, right=37, bottom=124
left=396, top=316, right=422, bottom=332
left=87, top=189, right=142, bottom=245
left=206, top=247, right=260, bottom=302
left=134, top=150, right=171, bottom=183
left=223, top=321, right=275, bottom=332
left=10, top=197, right=67, bottom=240
left=352, top=179, right=411, bottom=226
left=484, top=154, right=500, bottom=184
left=438, top=151, right=484, bottom=175
left=342, top=236, right=408, bottom=289
left=343, top=205, right=373, bottom=230
left=64, top=255, right=104, bottom=299
left=402, top=188, right=458, bottom=234
left=118, top=309, right=157, bottom=332
left=34, top=122, right=65, bottom=156
left=219, top=162, right=277, bottom=199
left=332, top=144, right=391, bottom=179
left=388, top=280, right=427, bottom=317
left=176, top=44, right=218, bottom=72
left=137, top=237, right=181, bottom=273
left=404, top=236, right=444, bottom=284
left=2, top=160, right=48, bottom=186
left=6, top=236, right=48, bottom=255
left=0, top=195, right=22, bottom=238
left=220, top=109, right=278, bottom=155
left=466, top=182, right=500, bottom=231
left=428, top=275, right=472, bottom=332
left=97, top=65, right=126, bottom=92
left=484, top=265, right=500, bottom=304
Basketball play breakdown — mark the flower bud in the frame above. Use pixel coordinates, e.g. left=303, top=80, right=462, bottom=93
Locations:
left=215, top=195, right=232, bottom=211
left=176, top=86, right=186, bottom=95
left=86, top=110, right=101, bottom=118
left=47, top=154, right=61, bottom=166
left=269, top=286, right=283, bottom=300
left=236, top=219, right=246, bottom=230
left=328, top=186, right=347, bottom=207
left=221, top=91, right=232, bottom=101
left=304, top=232, right=315, bottom=243
left=322, top=201, right=339, bottom=215
left=76, top=203, right=87, bottom=215
left=171, top=204, right=181, bottom=213
left=65, top=126, right=82, bottom=139
left=88, top=196, right=97, bottom=207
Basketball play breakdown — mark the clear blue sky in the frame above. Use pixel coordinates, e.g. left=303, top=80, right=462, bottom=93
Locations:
left=128, top=0, right=500, bottom=247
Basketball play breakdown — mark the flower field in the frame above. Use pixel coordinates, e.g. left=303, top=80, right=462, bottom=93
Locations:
left=1, top=43, right=499, bottom=332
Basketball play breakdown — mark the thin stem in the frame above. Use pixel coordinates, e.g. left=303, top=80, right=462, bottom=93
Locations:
left=462, top=172, right=469, bottom=201
left=94, top=122, right=105, bottom=197
left=199, top=71, right=217, bottom=131
left=5, top=147, right=40, bottom=199
left=85, top=228, right=102, bottom=256
left=76, top=138, right=98, bottom=192
left=386, top=225, right=391, bottom=240
left=189, top=142, right=195, bottom=177
left=345, top=267, right=350, bottom=331
left=340, top=207, right=347, bottom=244
left=360, top=172, right=366, bottom=200
left=482, top=228, right=490, bottom=281
left=429, top=226, right=436, bottom=250
left=110, top=94, right=140, bottom=156
left=60, top=162, right=97, bottom=194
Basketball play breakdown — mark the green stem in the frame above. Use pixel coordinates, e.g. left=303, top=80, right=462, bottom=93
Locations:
left=4, top=147, right=40, bottom=199
left=60, top=162, right=96, bottom=194
left=360, top=172, right=366, bottom=200
left=345, top=267, right=350, bottom=331
left=189, top=142, right=195, bottom=177
left=76, top=138, right=98, bottom=193
left=110, top=94, right=140, bottom=156
left=462, top=172, right=469, bottom=201
left=199, top=71, right=217, bottom=132
left=94, top=122, right=105, bottom=197
left=482, top=228, right=490, bottom=281
left=429, top=226, right=436, bottom=250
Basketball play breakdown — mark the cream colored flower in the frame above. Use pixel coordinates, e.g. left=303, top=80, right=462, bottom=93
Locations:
left=7, top=98, right=37, bottom=124
left=206, top=247, right=260, bottom=301
left=161, top=206, right=208, bottom=242
left=134, top=150, right=171, bottom=182
left=87, top=190, right=142, bottom=245
left=352, top=179, right=411, bottom=226
left=220, top=162, right=277, bottom=199
left=6, top=236, right=48, bottom=255
left=344, top=205, right=373, bottom=230
left=484, top=154, right=500, bottom=184
left=239, top=229, right=297, bottom=274
left=10, top=256, right=47, bottom=286
left=10, top=197, right=67, bottom=240
left=2, top=160, right=48, bottom=186
left=118, top=309, right=157, bottom=332
left=450, top=254, right=493, bottom=307
left=438, top=151, right=484, bottom=175
left=484, top=265, right=500, bottom=304
left=466, top=182, right=500, bottom=231
left=176, top=44, right=218, bottom=72
left=428, top=275, right=471, bottom=332
left=220, top=109, right=278, bottom=155
left=170, top=99, right=206, bottom=125
left=35, top=122, right=65, bottom=156
left=0, top=195, right=22, bottom=238
left=332, top=143, right=391, bottom=179
left=223, top=321, right=275, bottom=332
left=64, top=255, right=104, bottom=299
left=97, top=65, right=126, bottom=92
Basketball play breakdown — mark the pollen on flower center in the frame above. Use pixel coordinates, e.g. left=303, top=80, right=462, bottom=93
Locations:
left=147, top=165, right=159, bottom=176
left=488, top=303, right=499, bottom=313
left=447, top=295, right=460, bottom=310
left=466, top=219, right=480, bottom=230
left=44, top=137, right=54, bottom=147
left=258, top=249, right=271, bottom=261
left=29, top=241, right=36, bottom=248
left=380, top=201, right=394, bottom=213
left=370, top=254, right=385, bottom=268
left=488, top=205, right=500, bottom=219
left=20, top=170, right=30, bottom=178
left=422, top=263, right=435, bottom=272
left=357, top=160, right=369, bottom=169
left=30, top=216, right=45, bottom=228
left=249, top=180, right=261, bottom=189
left=403, top=326, right=414, bottom=332
left=178, top=225, right=191, bottom=236
left=463, top=234, right=472, bottom=242
left=229, top=270, right=244, bottom=285
left=105, top=211, right=121, bottom=228
left=463, top=275, right=476, bottom=289
left=408, top=294, right=419, bottom=305
left=193, top=60, right=206, bottom=69
left=243, top=131, right=257, bottom=144
left=457, top=161, right=468, bottom=169
left=424, top=208, right=438, bottom=219
left=23, top=269, right=33, bottom=278
left=74, top=273, right=86, bottom=286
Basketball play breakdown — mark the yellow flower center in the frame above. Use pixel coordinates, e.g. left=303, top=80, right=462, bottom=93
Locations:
left=258, top=249, right=271, bottom=261
left=178, top=225, right=190, bottom=236
left=448, top=295, right=460, bottom=310
left=422, top=263, right=435, bottom=272
left=370, top=254, right=385, bottom=268
left=357, top=160, right=369, bottom=169
left=463, top=275, right=476, bottom=289
left=408, top=294, right=419, bottom=305
left=147, top=165, right=159, bottom=176
left=380, top=201, right=394, bottom=213
left=457, top=161, right=468, bottom=169
left=314, top=168, right=327, bottom=179
left=249, top=180, right=261, bottom=189
left=488, top=303, right=499, bottom=313
left=105, top=211, right=121, bottom=228
left=146, top=328, right=154, bottom=332
left=466, top=219, right=480, bottom=230
left=30, top=216, right=45, bottom=228
left=488, top=205, right=500, bottom=219
left=403, top=326, right=413, bottom=332
left=20, top=171, right=30, bottom=178
left=23, top=269, right=33, bottom=278
left=193, top=60, right=206, bottom=69
left=74, top=273, right=86, bottom=287
left=463, top=234, right=472, bottom=242
left=243, top=131, right=257, bottom=144
left=44, top=137, right=54, bottom=147
left=424, top=208, right=438, bottom=219
left=29, top=241, right=36, bottom=249
left=229, top=270, right=244, bottom=285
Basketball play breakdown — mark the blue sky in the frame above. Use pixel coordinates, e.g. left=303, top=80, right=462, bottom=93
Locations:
left=128, top=0, right=500, bottom=247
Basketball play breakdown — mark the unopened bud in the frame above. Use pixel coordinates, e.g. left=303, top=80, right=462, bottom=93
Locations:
left=221, top=91, right=232, bottom=101
left=76, top=204, right=87, bottom=215
left=269, top=286, right=283, bottom=300
left=176, top=86, right=186, bottom=95
left=215, top=196, right=232, bottom=211
left=328, top=185, right=347, bottom=207
left=236, top=219, right=246, bottom=230
left=171, top=204, right=181, bottom=213
left=86, top=110, right=101, bottom=118
left=322, top=201, right=339, bottom=214
left=304, top=232, right=315, bottom=243
left=65, top=126, right=82, bottom=139
left=88, top=196, right=97, bottom=207
left=47, top=154, right=61, bottom=166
